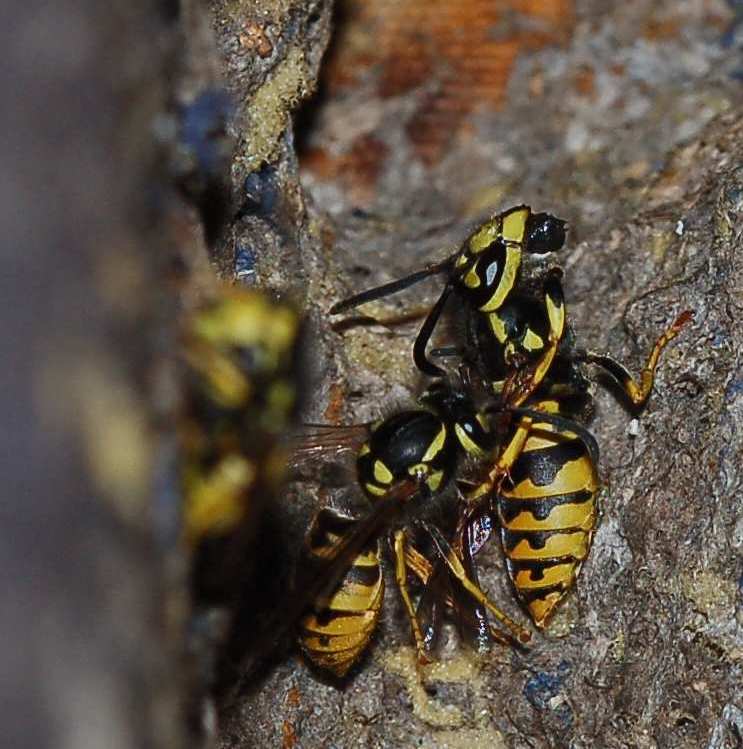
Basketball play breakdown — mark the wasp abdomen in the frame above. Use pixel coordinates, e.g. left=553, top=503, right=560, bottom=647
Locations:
left=298, top=510, right=384, bottom=678
left=498, top=410, right=599, bottom=628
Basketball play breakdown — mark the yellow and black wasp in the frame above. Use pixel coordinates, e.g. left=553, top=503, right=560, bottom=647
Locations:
left=456, top=283, right=691, bottom=629
left=180, top=286, right=304, bottom=605
left=329, top=205, right=691, bottom=636
left=330, top=204, right=567, bottom=380
left=289, top=378, right=572, bottom=677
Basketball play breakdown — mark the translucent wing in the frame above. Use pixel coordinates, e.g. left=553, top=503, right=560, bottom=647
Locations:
left=286, top=422, right=370, bottom=472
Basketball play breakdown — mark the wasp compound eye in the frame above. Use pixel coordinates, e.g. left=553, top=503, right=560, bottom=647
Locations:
left=524, top=213, right=566, bottom=254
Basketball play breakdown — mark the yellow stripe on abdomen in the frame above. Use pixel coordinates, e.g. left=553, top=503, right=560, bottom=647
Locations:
left=298, top=543, right=384, bottom=677
left=499, top=414, right=599, bottom=629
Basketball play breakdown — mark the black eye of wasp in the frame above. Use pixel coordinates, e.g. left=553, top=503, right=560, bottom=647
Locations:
left=524, top=213, right=566, bottom=254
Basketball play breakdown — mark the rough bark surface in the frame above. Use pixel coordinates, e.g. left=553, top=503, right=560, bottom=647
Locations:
left=206, top=2, right=743, bottom=748
left=8, top=1, right=741, bottom=748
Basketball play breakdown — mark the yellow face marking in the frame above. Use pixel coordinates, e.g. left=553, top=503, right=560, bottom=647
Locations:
left=468, top=217, right=500, bottom=253
left=421, top=424, right=447, bottom=462
left=487, top=312, right=508, bottom=343
left=463, top=264, right=481, bottom=289
left=479, top=245, right=521, bottom=312
left=522, top=329, right=544, bottom=352
left=365, top=483, right=388, bottom=497
left=501, top=206, right=530, bottom=243
left=407, top=462, right=429, bottom=479
left=425, top=469, right=444, bottom=492
left=455, top=423, right=486, bottom=457
left=476, top=412, right=490, bottom=431
left=358, top=443, right=371, bottom=456
left=373, top=459, right=394, bottom=485
left=455, top=253, right=469, bottom=268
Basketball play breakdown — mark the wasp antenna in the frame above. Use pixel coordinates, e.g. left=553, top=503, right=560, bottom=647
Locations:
left=329, top=256, right=456, bottom=315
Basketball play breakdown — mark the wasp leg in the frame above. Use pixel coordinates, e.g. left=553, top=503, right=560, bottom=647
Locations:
left=405, top=538, right=511, bottom=648
left=420, top=521, right=532, bottom=645
left=412, top=282, right=454, bottom=377
left=393, top=529, right=431, bottom=664
left=576, top=310, right=692, bottom=408
left=404, top=542, right=433, bottom=582
left=502, top=269, right=566, bottom=406
left=466, top=412, right=533, bottom=503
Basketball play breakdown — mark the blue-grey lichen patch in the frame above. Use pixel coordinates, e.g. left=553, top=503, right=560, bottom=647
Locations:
left=234, top=245, right=257, bottom=283
left=523, top=661, right=574, bottom=727
left=724, top=374, right=743, bottom=401
left=180, top=88, right=235, bottom=177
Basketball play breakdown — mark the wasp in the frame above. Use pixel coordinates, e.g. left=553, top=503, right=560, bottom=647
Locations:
left=458, top=281, right=692, bottom=629
left=292, top=379, right=528, bottom=677
left=330, top=205, right=567, bottom=380
left=180, top=287, right=304, bottom=604
left=290, top=378, right=602, bottom=677
left=330, top=205, right=691, bottom=634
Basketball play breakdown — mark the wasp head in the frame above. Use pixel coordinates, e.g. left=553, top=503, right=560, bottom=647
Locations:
left=524, top=213, right=566, bottom=254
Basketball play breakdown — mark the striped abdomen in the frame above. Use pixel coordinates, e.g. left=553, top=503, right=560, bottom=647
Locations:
left=497, top=402, right=599, bottom=627
left=298, top=510, right=384, bottom=677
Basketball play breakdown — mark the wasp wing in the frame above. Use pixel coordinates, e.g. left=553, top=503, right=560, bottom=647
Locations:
left=286, top=422, right=370, bottom=473
left=227, top=479, right=421, bottom=699
left=411, top=545, right=448, bottom=656
left=290, top=480, right=419, bottom=619
left=450, top=504, right=499, bottom=651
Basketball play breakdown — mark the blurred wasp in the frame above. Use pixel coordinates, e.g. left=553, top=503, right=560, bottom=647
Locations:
left=180, top=287, right=304, bottom=606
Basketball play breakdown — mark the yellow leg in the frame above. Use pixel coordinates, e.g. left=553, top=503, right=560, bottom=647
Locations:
left=466, top=413, right=532, bottom=503
left=580, top=310, right=692, bottom=407
left=393, top=530, right=430, bottom=664
left=405, top=541, right=512, bottom=646
left=422, top=522, right=532, bottom=645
